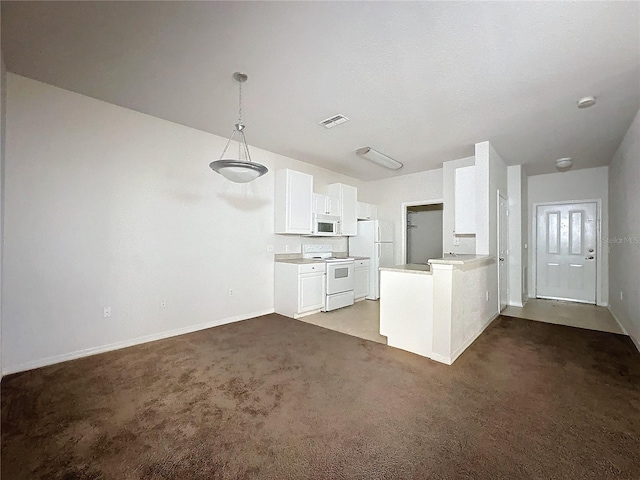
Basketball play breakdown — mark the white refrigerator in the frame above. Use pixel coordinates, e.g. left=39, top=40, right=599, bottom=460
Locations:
left=348, top=220, right=394, bottom=300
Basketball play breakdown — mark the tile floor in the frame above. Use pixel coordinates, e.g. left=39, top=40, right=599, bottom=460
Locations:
left=299, top=297, right=625, bottom=345
left=299, top=299, right=387, bottom=344
left=502, top=298, right=624, bottom=334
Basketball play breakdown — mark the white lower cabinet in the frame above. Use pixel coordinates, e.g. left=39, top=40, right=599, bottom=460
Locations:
left=354, top=259, right=370, bottom=300
left=299, top=273, right=325, bottom=312
left=275, top=262, right=326, bottom=318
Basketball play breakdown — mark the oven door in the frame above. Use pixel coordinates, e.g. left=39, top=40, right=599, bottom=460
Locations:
left=326, top=262, right=355, bottom=295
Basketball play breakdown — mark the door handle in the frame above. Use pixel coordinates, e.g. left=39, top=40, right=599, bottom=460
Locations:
left=588, top=248, right=594, bottom=253
left=586, top=256, right=594, bottom=260
left=499, top=258, right=505, bottom=262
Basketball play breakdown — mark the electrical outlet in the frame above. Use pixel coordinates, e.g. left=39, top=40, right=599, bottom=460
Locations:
left=103, top=306, right=111, bottom=318
left=266, top=245, right=274, bottom=253
left=160, top=299, right=166, bottom=308
left=228, top=288, right=234, bottom=297
left=285, top=245, right=291, bottom=252
left=453, top=235, right=460, bottom=246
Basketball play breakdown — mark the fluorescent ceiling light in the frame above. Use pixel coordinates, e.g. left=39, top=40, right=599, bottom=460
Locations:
left=356, top=147, right=403, bottom=170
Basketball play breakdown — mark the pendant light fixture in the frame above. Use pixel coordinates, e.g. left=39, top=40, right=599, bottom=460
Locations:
left=209, top=72, right=268, bottom=183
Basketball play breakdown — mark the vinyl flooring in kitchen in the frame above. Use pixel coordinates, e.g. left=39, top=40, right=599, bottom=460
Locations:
left=502, top=298, right=624, bottom=334
left=299, top=299, right=387, bottom=344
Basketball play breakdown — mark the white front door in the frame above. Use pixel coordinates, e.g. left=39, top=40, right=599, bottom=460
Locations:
left=536, top=202, right=597, bottom=303
left=498, top=194, right=508, bottom=312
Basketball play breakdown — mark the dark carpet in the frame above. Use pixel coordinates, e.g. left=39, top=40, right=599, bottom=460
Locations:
left=2, top=314, right=639, bottom=479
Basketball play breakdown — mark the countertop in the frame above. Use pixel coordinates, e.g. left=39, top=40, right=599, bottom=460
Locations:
left=275, top=254, right=369, bottom=264
left=275, top=258, right=324, bottom=264
left=428, top=255, right=494, bottom=266
left=379, top=264, right=432, bottom=275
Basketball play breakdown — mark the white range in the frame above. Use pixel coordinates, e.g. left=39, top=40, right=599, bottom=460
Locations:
left=302, top=244, right=355, bottom=312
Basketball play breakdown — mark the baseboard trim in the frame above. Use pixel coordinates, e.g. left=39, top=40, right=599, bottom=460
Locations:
left=430, top=311, right=500, bottom=366
left=449, top=312, right=500, bottom=364
left=607, top=306, right=629, bottom=335
left=429, top=352, right=451, bottom=365
left=2, top=308, right=275, bottom=377
left=607, top=306, right=640, bottom=354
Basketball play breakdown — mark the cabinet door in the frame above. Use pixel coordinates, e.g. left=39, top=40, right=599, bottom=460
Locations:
left=329, top=183, right=358, bottom=236
left=326, top=196, right=341, bottom=216
left=275, top=169, right=313, bottom=234
left=299, top=273, right=325, bottom=312
left=454, top=166, right=476, bottom=234
left=313, top=193, right=327, bottom=215
left=354, top=267, right=370, bottom=299
left=341, top=185, right=358, bottom=235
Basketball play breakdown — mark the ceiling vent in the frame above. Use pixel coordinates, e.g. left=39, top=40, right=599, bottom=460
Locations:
left=319, top=114, right=349, bottom=129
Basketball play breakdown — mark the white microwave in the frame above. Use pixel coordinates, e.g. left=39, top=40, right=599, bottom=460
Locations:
left=312, top=214, right=341, bottom=236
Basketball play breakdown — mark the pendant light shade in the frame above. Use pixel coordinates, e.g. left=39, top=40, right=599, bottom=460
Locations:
left=209, top=72, right=268, bottom=183
left=209, top=160, right=267, bottom=183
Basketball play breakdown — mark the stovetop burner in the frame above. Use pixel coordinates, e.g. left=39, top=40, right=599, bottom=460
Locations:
left=303, top=244, right=353, bottom=263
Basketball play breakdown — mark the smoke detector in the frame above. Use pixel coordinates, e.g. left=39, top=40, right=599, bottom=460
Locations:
left=555, top=157, right=572, bottom=169
left=319, top=114, right=349, bottom=129
left=577, top=96, right=596, bottom=109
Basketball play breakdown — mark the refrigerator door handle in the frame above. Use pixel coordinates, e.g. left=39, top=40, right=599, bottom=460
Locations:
left=377, top=243, right=381, bottom=259
left=377, top=226, right=380, bottom=243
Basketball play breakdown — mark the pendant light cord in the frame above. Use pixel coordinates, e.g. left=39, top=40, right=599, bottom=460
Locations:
left=218, top=75, right=252, bottom=163
left=238, top=79, right=243, bottom=124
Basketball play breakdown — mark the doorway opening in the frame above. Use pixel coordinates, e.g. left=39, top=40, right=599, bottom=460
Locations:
left=405, top=203, right=443, bottom=265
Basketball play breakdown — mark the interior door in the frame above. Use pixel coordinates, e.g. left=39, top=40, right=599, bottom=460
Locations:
left=498, top=194, right=508, bottom=312
left=536, top=202, right=597, bottom=303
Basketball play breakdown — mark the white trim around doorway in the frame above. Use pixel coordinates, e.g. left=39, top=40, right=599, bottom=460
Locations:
left=531, top=198, right=605, bottom=306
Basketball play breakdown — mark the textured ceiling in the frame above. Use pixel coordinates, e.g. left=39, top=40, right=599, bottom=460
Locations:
left=2, top=1, right=639, bottom=180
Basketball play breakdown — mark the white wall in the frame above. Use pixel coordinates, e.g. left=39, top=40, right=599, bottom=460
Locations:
left=359, top=169, right=443, bottom=265
left=608, top=109, right=640, bottom=349
left=475, top=141, right=508, bottom=257
left=2, top=74, right=363, bottom=374
left=442, top=156, right=475, bottom=254
left=431, top=258, right=497, bottom=365
left=507, top=165, right=527, bottom=306
left=527, top=166, right=609, bottom=305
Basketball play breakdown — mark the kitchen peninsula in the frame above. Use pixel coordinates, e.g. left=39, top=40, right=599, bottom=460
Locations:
left=380, top=255, right=497, bottom=365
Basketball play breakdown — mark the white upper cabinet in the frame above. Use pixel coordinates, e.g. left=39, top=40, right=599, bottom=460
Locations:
left=275, top=169, right=313, bottom=234
left=357, top=201, right=378, bottom=220
left=454, top=165, right=476, bottom=235
left=328, top=183, right=358, bottom=236
left=313, top=193, right=341, bottom=216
